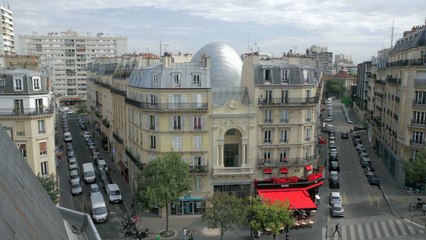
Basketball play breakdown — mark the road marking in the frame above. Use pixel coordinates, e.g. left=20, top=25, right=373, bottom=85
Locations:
left=357, top=223, right=365, bottom=240
left=349, top=224, right=356, bottom=239
left=373, top=222, right=382, bottom=238
left=381, top=221, right=391, bottom=238
left=395, top=220, right=407, bottom=236
left=341, top=224, right=347, bottom=239
left=388, top=220, right=398, bottom=236
left=407, top=225, right=415, bottom=234
left=322, top=226, right=326, bottom=240
left=365, top=221, right=373, bottom=239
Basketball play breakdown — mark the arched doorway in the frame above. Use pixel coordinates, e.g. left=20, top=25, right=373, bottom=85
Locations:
left=223, top=128, right=242, bottom=167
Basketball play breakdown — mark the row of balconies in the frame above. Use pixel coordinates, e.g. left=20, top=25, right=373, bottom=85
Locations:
left=113, top=132, right=124, bottom=144
left=125, top=97, right=208, bottom=111
left=0, top=105, right=54, bottom=116
left=387, top=58, right=426, bottom=68
left=258, top=97, right=318, bottom=106
left=257, top=155, right=316, bottom=167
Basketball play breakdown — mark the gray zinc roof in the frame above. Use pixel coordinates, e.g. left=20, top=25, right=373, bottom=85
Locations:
left=391, top=27, right=426, bottom=54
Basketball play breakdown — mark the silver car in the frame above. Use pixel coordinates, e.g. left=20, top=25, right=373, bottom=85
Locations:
left=71, top=182, right=83, bottom=195
left=330, top=203, right=345, bottom=217
left=69, top=170, right=80, bottom=184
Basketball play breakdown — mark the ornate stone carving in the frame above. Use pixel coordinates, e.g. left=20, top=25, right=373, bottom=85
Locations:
left=227, top=99, right=239, bottom=110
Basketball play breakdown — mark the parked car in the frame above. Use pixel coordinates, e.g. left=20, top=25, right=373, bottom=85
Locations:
left=359, top=151, right=368, bottom=158
left=360, top=156, right=372, bottom=168
left=96, top=159, right=109, bottom=172
left=325, top=117, right=334, bottom=122
left=354, top=124, right=367, bottom=131
left=329, top=192, right=342, bottom=205
left=330, top=203, right=345, bottom=217
left=329, top=161, right=340, bottom=172
left=329, top=148, right=338, bottom=155
left=329, top=175, right=340, bottom=188
left=368, top=175, right=380, bottom=186
left=66, top=149, right=75, bottom=158
left=80, top=123, right=87, bottom=130
left=340, top=132, right=349, bottom=139
left=68, top=158, right=79, bottom=171
left=69, top=170, right=80, bottom=184
left=329, top=143, right=337, bottom=149
left=364, top=166, right=375, bottom=177
left=329, top=152, right=338, bottom=162
left=90, top=183, right=101, bottom=196
left=71, top=182, right=83, bottom=195
left=83, top=131, right=91, bottom=139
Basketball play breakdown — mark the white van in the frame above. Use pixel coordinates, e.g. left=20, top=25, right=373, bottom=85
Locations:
left=64, top=132, right=72, bottom=142
left=83, top=163, right=96, bottom=183
left=106, top=183, right=122, bottom=203
left=90, top=193, right=108, bottom=223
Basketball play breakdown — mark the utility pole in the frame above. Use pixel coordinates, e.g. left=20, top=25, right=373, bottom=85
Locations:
left=391, top=17, right=395, bottom=48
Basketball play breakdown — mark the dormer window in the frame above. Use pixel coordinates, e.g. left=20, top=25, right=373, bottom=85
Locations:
left=281, top=69, right=289, bottom=83
left=0, top=78, right=5, bottom=87
left=13, top=77, right=23, bottom=91
left=152, top=73, right=159, bottom=86
left=193, top=74, right=201, bottom=86
left=303, top=69, right=309, bottom=83
left=32, top=76, right=41, bottom=91
left=264, top=69, right=272, bottom=82
left=173, top=73, right=181, bottom=87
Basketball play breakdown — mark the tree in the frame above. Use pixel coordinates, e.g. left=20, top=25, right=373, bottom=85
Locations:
left=249, top=197, right=294, bottom=240
left=404, top=151, right=426, bottom=184
left=202, top=192, right=247, bottom=240
left=134, top=152, right=191, bottom=237
left=37, top=174, right=60, bottom=204
left=325, top=80, right=345, bottom=97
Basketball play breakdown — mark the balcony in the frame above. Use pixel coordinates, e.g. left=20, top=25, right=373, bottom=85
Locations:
left=412, top=100, right=426, bottom=108
left=94, top=80, right=111, bottom=89
left=374, top=92, right=384, bottom=98
left=95, top=110, right=103, bottom=119
left=212, top=166, right=253, bottom=176
left=0, top=105, right=54, bottom=116
left=409, top=140, right=426, bottom=147
left=189, top=165, right=208, bottom=174
left=125, top=148, right=143, bottom=170
left=258, top=97, right=318, bottom=107
left=387, top=59, right=426, bottom=68
left=111, top=87, right=126, bottom=97
left=102, top=119, right=110, bottom=128
left=386, top=76, right=401, bottom=85
left=113, top=132, right=124, bottom=144
left=257, top=155, right=317, bottom=167
left=410, top=120, right=426, bottom=128
left=125, top=98, right=208, bottom=112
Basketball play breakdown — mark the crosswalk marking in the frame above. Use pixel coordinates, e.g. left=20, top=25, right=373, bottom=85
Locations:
left=357, top=223, right=365, bottom=240
left=395, top=220, right=407, bottom=236
left=322, top=225, right=326, bottom=240
left=349, top=225, right=355, bottom=239
left=372, top=221, right=381, bottom=239
left=407, top=224, right=416, bottom=234
left=381, top=221, right=391, bottom=237
left=364, top=222, right=373, bottom=239
left=388, top=220, right=398, bottom=236
left=341, top=224, right=347, bottom=239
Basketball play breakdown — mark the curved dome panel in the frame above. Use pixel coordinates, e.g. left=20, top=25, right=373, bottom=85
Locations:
left=191, top=42, right=242, bottom=88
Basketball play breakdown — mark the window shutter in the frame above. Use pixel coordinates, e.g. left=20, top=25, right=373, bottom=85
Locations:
left=155, top=115, right=159, bottom=130
left=179, top=136, right=183, bottom=151
left=197, top=136, right=202, bottom=150
left=201, top=157, right=206, bottom=166
left=172, top=137, right=177, bottom=151
left=190, top=115, right=194, bottom=130
left=169, top=116, right=173, bottom=130
left=181, top=115, right=186, bottom=130
left=169, top=95, right=174, bottom=109
left=145, top=115, right=149, bottom=129
left=190, top=156, right=194, bottom=166
left=193, top=136, right=197, bottom=150
left=201, top=116, right=205, bottom=130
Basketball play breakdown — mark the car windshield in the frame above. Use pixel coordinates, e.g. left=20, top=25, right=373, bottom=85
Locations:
left=72, top=183, right=80, bottom=188
left=71, top=174, right=78, bottom=179
left=111, top=190, right=121, bottom=196
left=333, top=206, right=343, bottom=211
left=93, top=206, right=107, bottom=214
left=85, top=171, right=95, bottom=177
left=91, top=187, right=100, bottom=193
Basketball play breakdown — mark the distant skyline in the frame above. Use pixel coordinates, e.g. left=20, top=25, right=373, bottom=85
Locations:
left=10, top=0, right=426, bottom=63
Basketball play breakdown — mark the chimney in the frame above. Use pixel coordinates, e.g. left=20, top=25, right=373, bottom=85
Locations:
left=201, top=54, right=211, bottom=68
left=162, top=52, right=172, bottom=68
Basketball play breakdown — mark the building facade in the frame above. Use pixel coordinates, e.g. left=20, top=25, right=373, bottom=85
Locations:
left=87, top=43, right=322, bottom=216
left=18, top=30, right=127, bottom=101
left=358, top=23, right=426, bottom=188
left=0, top=5, right=14, bottom=55
left=0, top=68, right=56, bottom=176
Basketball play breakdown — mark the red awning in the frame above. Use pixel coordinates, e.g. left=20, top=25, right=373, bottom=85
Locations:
left=257, top=189, right=317, bottom=209
left=305, top=165, right=312, bottom=171
left=263, top=168, right=272, bottom=174
left=279, top=167, right=288, bottom=174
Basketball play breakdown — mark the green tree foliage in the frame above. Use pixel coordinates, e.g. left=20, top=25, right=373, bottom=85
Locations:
left=201, top=192, right=247, bottom=240
left=135, top=152, right=191, bottom=236
left=37, top=174, right=60, bottom=204
left=404, top=151, right=426, bottom=184
left=325, top=80, right=345, bottom=97
left=341, top=96, right=352, bottom=106
left=249, top=197, right=294, bottom=240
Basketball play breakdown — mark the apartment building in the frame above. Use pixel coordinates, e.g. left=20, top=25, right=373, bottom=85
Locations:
left=358, top=22, right=426, bottom=187
left=0, top=5, right=15, bottom=55
left=0, top=68, right=56, bottom=176
left=88, top=42, right=322, bottom=216
left=18, top=30, right=127, bottom=101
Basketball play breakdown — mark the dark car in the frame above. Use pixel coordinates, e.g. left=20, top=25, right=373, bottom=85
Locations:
left=364, top=166, right=375, bottom=177
left=354, top=124, right=367, bottom=131
left=329, top=161, right=340, bottom=172
left=329, top=152, right=338, bottom=162
left=80, top=123, right=87, bottom=130
left=329, top=175, right=340, bottom=188
left=368, top=175, right=380, bottom=186
left=340, top=132, right=349, bottom=139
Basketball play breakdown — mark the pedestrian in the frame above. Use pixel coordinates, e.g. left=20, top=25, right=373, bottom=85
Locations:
left=183, top=228, right=188, bottom=240
left=333, top=223, right=341, bottom=237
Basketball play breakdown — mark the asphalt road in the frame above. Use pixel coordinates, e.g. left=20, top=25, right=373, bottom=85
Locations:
left=57, top=112, right=126, bottom=240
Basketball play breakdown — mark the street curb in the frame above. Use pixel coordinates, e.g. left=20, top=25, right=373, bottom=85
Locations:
left=378, top=185, right=398, bottom=218
left=401, top=217, right=426, bottom=229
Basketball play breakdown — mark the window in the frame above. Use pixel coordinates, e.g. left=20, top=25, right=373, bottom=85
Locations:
left=263, top=151, right=272, bottom=162
left=281, top=90, right=288, bottom=103
left=173, top=74, right=181, bottom=87
left=265, top=109, right=273, bottom=123
left=13, top=77, right=23, bottom=91
left=0, top=78, right=5, bottom=87
left=170, top=95, right=183, bottom=109
left=280, top=129, right=288, bottom=143
left=173, top=115, right=182, bottom=130
left=264, top=69, right=271, bottom=81
left=193, top=116, right=203, bottom=130
left=306, top=109, right=312, bottom=121
left=414, top=91, right=426, bottom=104
left=264, top=130, right=272, bottom=144
left=38, top=120, right=46, bottom=134
left=39, top=141, right=47, bottom=155
left=281, top=69, right=289, bottom=83
left=33, top=76, right=41, bottom=91
left=149, top=115, right=156, bottom=130
left=152, top=74, right=159, bottom=86
left=194, top=176, right=201, bottom=192
left=193, top=74, right=201, bottom=86
left=149, top=94, right=158, bottom=107
left=14, top=99, right=24, bottom=114
left=17, top=143, right=27, bottom=157
left=303, top=69, right=309, bottom=82
left=279, top=149, right=288, bottom=162
left=281, top=109, right=289, bottom=123
left=150, top=135, right=156, bottom=149
left=172, top=136, right=183, bottom=151
left=413, top=111, right=426, bottom=124
left=193, top=136, right=202, bottom=150
left=41, top=161, right=48, bottom=176
left=305, top=127, right=311, bottom=141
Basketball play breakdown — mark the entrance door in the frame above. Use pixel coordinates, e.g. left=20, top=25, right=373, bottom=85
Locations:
left=224, top=144, right=239, bottom=167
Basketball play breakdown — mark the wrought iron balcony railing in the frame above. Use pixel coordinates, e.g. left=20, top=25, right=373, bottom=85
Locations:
left=125, top=97, right=208, bottom=111
left=0, top=105, right=54, bottom=116
left=258, top=97, right=318, bottom=106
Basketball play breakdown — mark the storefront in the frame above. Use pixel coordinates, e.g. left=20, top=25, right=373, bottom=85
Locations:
left=170, top=195, right=205, bottom=215
left=255, top=172, right=324, bottom=210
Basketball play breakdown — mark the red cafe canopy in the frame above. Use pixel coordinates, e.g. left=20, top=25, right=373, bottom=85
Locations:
left=257, top=189, right=317, bottom=210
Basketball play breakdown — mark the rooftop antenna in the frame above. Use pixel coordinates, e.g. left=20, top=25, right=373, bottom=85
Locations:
left=391, top=17, right=395, bottom=48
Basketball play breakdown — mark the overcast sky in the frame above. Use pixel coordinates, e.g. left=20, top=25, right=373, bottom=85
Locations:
left=10, top=0, right=426, bottom=63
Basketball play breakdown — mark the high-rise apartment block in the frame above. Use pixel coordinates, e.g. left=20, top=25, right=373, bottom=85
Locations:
left=306, top=45, right=333, bottom=71
left=0, top=5, right=15, bottom=55
left=18, top=30, right=127, bottom=101
left=355, top=22, right=426, bottom=187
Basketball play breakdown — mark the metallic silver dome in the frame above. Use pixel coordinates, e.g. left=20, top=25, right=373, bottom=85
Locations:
left=191, top=42, right=242, bottom=88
